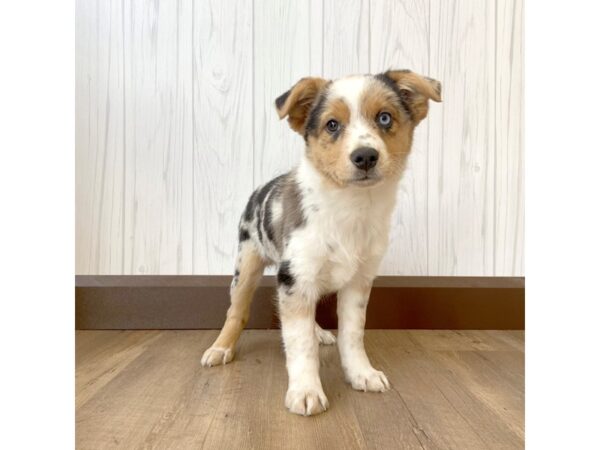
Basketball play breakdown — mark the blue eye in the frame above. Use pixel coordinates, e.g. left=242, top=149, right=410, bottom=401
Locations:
left=377, top=112, right=392, bottom=128
left=326, top=119, right=340, bottom=133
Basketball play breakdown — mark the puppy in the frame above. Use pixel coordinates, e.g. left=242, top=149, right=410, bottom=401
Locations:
left=201, top=70, right=441, bottom=416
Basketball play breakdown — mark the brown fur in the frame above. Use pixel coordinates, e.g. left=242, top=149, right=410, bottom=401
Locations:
left=305, top=99, right=352, bottom=187
left=206, top=245, right=266, bottom=358
left=306, top=133, right=348, bottom=187
left=327, top=98, right=352, bottom=125
left=304, top=78, right=421, bottom=187
left=276, top=78, right=329, bottom=134
left=384, top=70, right=442, bottom=123
left=359, top=82, right=414, bottom=177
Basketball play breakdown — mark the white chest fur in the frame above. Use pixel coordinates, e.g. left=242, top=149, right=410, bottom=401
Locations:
left=285, top=158, right=399, bottom=298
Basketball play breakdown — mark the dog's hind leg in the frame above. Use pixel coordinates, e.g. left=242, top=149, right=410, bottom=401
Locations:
left=201, top=242, right=266, bottom=367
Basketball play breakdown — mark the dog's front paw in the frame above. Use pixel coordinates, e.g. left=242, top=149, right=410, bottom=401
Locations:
left=316, top=327, right=336, bottom=345
left=347, top=367, right=390, bottom=392
left=285, top=387, right=329, bottom=416
left=201, top=346, right=234, bottom=367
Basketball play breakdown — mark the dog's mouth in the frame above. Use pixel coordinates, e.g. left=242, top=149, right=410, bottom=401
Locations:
left=348, top=172, right=382, bottom=187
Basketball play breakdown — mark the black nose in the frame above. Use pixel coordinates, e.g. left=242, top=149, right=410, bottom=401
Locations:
left=350, top=147, right=379, bottom=171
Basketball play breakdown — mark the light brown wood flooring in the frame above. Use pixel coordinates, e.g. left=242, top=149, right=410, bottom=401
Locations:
left=76, top=330, right=524, bottom=449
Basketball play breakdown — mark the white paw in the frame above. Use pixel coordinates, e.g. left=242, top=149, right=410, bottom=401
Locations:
left=201, top=346, right=234, bottom=367
left=316, top=327, right=336, bottom=345
left=347, top=368, right=390, bottom=392
left=285, top=387, right=329, bottom=416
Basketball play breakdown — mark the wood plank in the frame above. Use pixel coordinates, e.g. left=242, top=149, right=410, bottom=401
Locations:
left=192, top=331, right=286, bottom=449
left=322, top=0, right=369, bottom=78
left=495, top=0, right=524, bottom=276
left=408, top=329, right=497, bottom=352
left=371, top=331, right=492, bottom=449
left=340, top=335, right=429, bottom=449
left=308, top=0, right=324, bottom=75
left=199, top=331, right=370, bottom=449
left=428, top=0, right=496, bottom=275
left=370, top=0, right=431, bottom=275
left=486, top=329, right=525, bottom=351
left=76, top=0, right=524, bottom=278
left=122, top=0, right=193, bottom=274
left=76, top=331, right=219, bottom=449
left=76, top=330, right=155, bottom=366
left=76, top=330, right=162, bottom=408
left=370, top=331, right=523, bottom=448
left=253, top=0, right=321, bottom=186
left=432, top=350, right=525, bottom=440
left=421, top=351, right=523, bottom=448
left=75, top=0, right=126, bottom=274
left=192, top=0, right=254, bottom=274
left=76, top=330, right=524, bottom=449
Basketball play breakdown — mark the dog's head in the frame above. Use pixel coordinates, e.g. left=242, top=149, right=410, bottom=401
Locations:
left=275, top=70, right=441, bottom=187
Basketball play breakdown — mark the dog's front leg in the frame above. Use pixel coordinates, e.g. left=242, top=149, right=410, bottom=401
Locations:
left=279, top=289, right=328, bottom=416
left=337, top=279, right=390, bottom=392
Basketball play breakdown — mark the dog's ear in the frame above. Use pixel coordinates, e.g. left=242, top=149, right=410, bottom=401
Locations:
left=275, top=77, right=329, bottom=134
left=382, top=70, right=442, bottom=123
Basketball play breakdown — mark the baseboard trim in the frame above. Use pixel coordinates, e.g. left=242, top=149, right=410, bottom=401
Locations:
left=75, top=275, right=525, bottom=330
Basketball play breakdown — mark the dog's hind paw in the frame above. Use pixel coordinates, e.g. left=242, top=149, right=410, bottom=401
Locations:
left=201, top=346, right=234, bottom=367
left=316, top=326, right=336, bottom=345
left=347, top=367, right=390, bottom=392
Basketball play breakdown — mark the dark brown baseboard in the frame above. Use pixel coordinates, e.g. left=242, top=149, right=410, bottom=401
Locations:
left=75, top=275, right=524, bottom=330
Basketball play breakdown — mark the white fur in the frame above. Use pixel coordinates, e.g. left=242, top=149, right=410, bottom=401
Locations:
left=288, top=156, right=397, bottom=296
left=329, top=76, right=385, bottom=155
left=200, top=346, right=234, bottom=367
left=279, top=155, right=398, bottom=414
left=207, top=71, right=435, bottom=416
left=337, top=280, right=389, bottom=392
left=315, top=323, right=336, bottom=345
left=270, top=198, right=283, bottom=224
left=280, top=296, right=328, bottom=415
left=272, top=76, right=402, bottom=415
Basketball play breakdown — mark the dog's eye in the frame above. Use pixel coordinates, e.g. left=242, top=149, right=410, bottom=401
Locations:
left=326, top=119, right=340, bottom=133
left=376, top=112, right=392, bottom=129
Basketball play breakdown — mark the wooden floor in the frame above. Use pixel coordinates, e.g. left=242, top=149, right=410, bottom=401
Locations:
left=76, top=330, right=524, bottom=449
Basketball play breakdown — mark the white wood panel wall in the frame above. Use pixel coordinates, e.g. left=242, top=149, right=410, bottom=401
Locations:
left=76, top=0, right=524, bottom=276
left=124, top=0, right=193, bottom=275
left=428, top=0, right=496, bottom=275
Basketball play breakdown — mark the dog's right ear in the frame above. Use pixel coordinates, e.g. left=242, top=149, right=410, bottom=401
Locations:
left=275, top=77, right=329, bottom=135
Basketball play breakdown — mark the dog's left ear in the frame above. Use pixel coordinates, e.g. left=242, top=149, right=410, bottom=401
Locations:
left=275, top=77, right=329, bottom=134
left=383, top=70, right=442, bottom=123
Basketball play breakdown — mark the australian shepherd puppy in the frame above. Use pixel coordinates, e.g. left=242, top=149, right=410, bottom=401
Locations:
left=201, top=70, right=441, bottom=416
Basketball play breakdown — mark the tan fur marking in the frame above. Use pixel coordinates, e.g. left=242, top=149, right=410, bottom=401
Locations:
left=281, top=71, right=442, bottom=189
left=385, top=70, right=442, bottom=123
left=359, top=84, right=414, bottom=178
left=305, top=85, right=416, bottom=186
left=305, top=99, right=353, bottom=187
left=209, top=245, right=266, bottom=352
left=306, top=135, right=349, bottom=187
left=326, top=98, right=351, bottom=125
left=361, top=83, right=406, bottom=128
left=276, top=78, right=328, bottom=134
